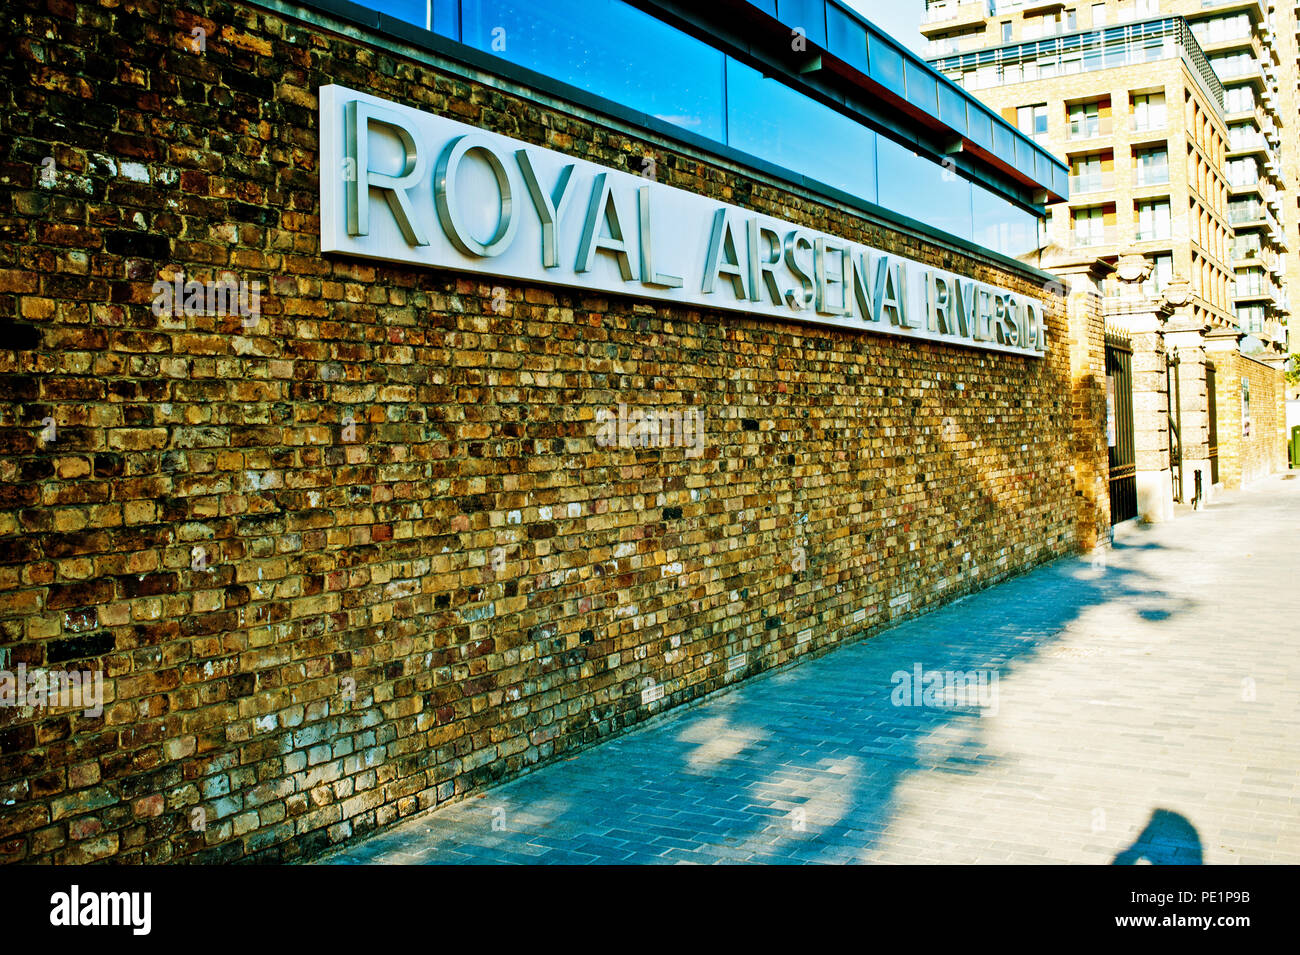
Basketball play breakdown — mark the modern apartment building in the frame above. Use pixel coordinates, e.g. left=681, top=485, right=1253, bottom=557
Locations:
left=923, top=0, right=1291, bottom=361
left=922, top=0, right=1291, bottom=517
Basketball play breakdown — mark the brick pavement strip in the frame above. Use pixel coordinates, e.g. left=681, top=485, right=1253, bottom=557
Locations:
left=317, top=474, right=1300, bottom=865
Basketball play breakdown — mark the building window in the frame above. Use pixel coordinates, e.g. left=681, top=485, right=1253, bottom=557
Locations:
left=1017, top=103, right=1049, bottom=140
left=1131, top=92, right=1166, bottom=132
left=1002, top=22, right=1013, bottom=43
left=1072, top=154, right=1106, bottom=192
left=1136, top=147, right=1170, bottom=186
left=1142, top=253, right=1173, bottom=296
left=1137, top=199, right=1172, bottom=240
left=1074, top=206, right=1108, bottom=246
left=1068, top=101, right=1102, bottom=139
left=1092, top=3, right=1107, bottom=27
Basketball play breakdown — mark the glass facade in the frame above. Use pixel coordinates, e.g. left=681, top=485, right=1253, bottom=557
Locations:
left=368, top=0, right=1044, bottom=259
left=460, top=0, right=727, bottom=142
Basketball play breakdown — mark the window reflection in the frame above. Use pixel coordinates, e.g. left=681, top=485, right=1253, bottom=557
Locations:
left=726, top=58, right=877, bottom=203
left=877, top=137, right=973, bottom=242
left=973, top=183, right=1041, bottom=259
left=385, top=0, right=428, bottom=29
left=460, top=0, right=726, bottom=141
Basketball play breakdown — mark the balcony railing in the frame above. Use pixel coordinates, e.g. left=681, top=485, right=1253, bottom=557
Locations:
left=1067, top=116, right=1113, bottom=140
left=923, top=1, right=993, bottom=24
left=931, top=17, right=1224, bottom=111
left=1228, top=133, right=1268, bottom=153
left=920, top=1, right=993, bottom=35
left=1136, top=166, right=1171, bottom=186
left=1136, top=228, right=1173, bottom=242
left=1070, top=172, right=1116, bottom=194
left=1131, top=115, right=1168, bottom=134
left=1071, top=227, right=1118, bottom=248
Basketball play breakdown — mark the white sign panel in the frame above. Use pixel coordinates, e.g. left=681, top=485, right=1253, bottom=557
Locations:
left=319, top=84, right=1046, bottom=358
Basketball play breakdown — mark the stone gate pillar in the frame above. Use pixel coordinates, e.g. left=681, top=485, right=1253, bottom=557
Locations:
left=1162, top=280, right=1212, bottom=508
left=1106, top=252, right=1174, bottom=523
left=1047, top=259, right=1112, bottom=550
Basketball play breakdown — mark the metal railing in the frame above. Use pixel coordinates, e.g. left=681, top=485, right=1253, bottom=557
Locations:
left=1070, top=172, right=1116, bottom=194
left=1067, top=116, right=1114, bottom=139
left=1136, top=166, right=1171, bottom=186
left=931, top=17, right=1224, bottom=111
left=1072, top=226, right=1118, bottom=248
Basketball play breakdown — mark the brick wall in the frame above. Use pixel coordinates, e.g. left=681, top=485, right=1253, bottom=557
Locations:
left=0, top=0, right=1098, bottom=863
left=1212, top=351, right=1288, bottom=489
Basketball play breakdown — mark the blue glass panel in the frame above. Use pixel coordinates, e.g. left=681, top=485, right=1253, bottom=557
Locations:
left=461, top=0, right=725, bottom=141
left=966, top=109, right=993, bottom=151
left=1054, top=164, right=1070, bottom=199
left=776, top=0, right=827, bottom=49
left=992, top=122, right=1016, bottom=165
left=937, top=84, right=968, bottom=136
left=432, top=0, right=459, bottom=37
left=826, top=4, right=868, bottom=73
left=726, top=58, right=877, bottom=203
left=383, top=0, right=427, bottom=29
left=1014, top=136, right=1033, bottom=174
left=876, top=136, right=974, bottom=243
left=973, top=183, right=1041, bottom=259
left=868, top=34, right=905, bottom=95
left=904, top=60, right=938, bottom=114
left=747, top=0, right=778, bottom=16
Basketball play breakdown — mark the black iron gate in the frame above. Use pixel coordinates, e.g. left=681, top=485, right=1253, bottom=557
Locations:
left=1167, top=352, right=1182, bottom=503
left=1106, top=334, right=1137, bottom=524
left=1206, top=361, right=1219, bottom=484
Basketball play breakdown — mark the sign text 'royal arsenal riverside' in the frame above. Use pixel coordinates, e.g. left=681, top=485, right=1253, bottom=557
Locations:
left=320, top=85, right=1047, bottom=359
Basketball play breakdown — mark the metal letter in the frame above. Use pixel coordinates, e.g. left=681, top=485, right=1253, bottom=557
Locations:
left=847, top=250, right=875, bottom=322
left=516, top=149, right=574, bottom=268
left=575, top=173, right=634, bottom=280
left=873, top=255, right=904, bottom=327
left=435, top=134, right=519, bottom=257
left=747, top=220, right=783, bottom=305
left=814, top=238, right=851, bottom=316
left=782, top=230, right=814, bottom=310
left=926, top=271, right=951, bottom=335
left=637, top=185, right=682, bottom=288
left=345, top=100, right=429, bottom=246
left=701, top=208, right=747, bottom=298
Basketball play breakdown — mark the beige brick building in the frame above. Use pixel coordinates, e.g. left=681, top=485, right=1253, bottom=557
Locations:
left=923, top=0, right=1292, bottom=511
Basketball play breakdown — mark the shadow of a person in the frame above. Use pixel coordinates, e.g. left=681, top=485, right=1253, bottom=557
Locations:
left=1113, top=809, right=1203, bottom=865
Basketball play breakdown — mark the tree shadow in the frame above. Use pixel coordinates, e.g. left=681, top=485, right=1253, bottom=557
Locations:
left=355, top=537, right=1191, bottom=865
left=1112, top=809, right=1203, bottom=865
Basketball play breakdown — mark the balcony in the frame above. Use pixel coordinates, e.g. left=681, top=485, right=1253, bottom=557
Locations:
left=1234, top=281, right=1277, bottom=302
left=1192, top=0, right=1265, bottom=19
left=1071, top=226, right=1118, bottom=249
left=1136, top=228, right=1173, bottom=243
left=1069, top=171, right=1115, bottom=195
left=1135, top=166, right=1171, bottom=188
left=1198, top=33, right=1259, bottom=57
left=920, top=2, right=992, bottom=37
left=1211, top=57, right=1267, bottom=85
left=1232, top=248, right=1266, bottom=267
left=1067, top=117, right=1114, bottom=141
left=1130, top=116, right=1168, bottom=136
left=1227, top=134, right=1269, bottom=158
left=1230, top=204, right=1267, bottom=226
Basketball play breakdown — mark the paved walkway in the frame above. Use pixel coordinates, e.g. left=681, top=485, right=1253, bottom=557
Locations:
left=320, top=473, right=1300, bottom=864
